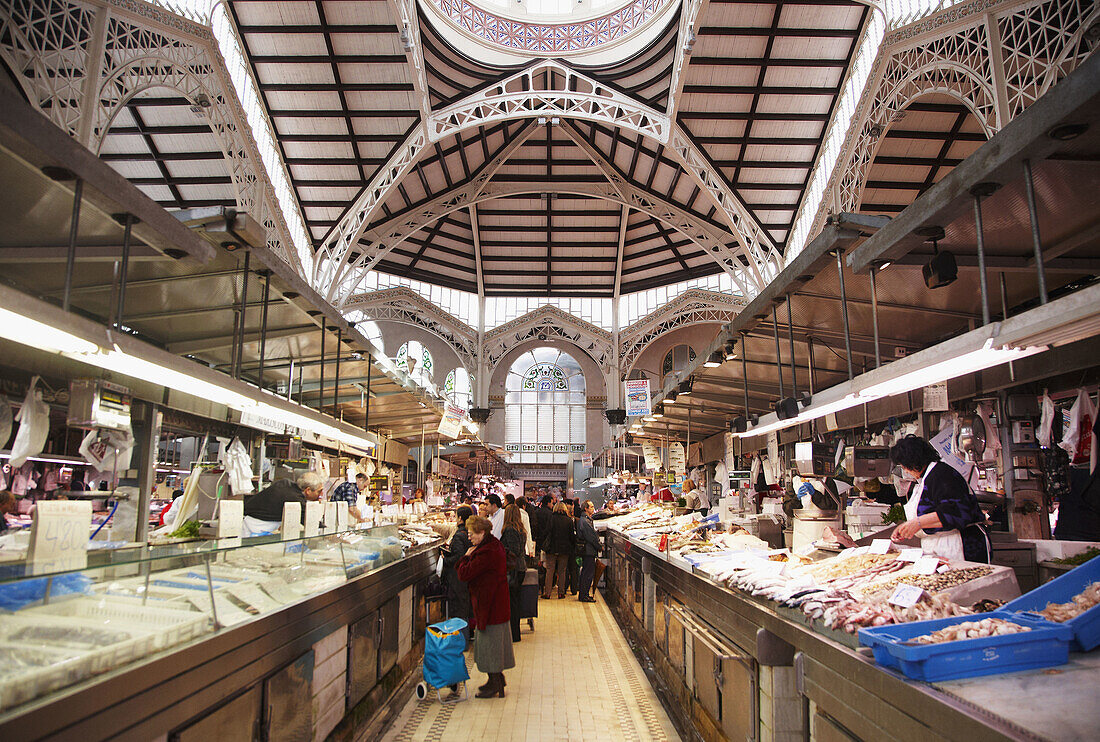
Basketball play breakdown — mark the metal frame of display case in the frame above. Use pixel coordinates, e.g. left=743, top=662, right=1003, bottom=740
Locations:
left=605, top=530, right=1034, bottom=742
left=0, top=535, right=439, bottom=742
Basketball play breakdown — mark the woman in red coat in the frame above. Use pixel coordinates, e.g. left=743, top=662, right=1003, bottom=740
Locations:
left=457, top=515, right=515, bottom=698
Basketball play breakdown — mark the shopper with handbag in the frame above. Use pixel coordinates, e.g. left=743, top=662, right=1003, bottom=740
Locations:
left=575, top=500, right=601, bottom=603
left=542, top=502, right=576, bottom=599
left=500, top=504, right=528, bottom=642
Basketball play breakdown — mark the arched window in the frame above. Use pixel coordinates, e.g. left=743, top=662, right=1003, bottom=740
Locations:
left=444, top=368, right=473, bottom=410
left=395, top=341, right=433, bottom=387
left=504, top=347, right=586, bottom=464
left=662, top=344, right=695, bottom=387
left=342, top=311, right=385, bottom=355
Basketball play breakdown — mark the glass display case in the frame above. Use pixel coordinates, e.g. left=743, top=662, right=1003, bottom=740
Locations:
left=0, top=524, right=426, bottom=715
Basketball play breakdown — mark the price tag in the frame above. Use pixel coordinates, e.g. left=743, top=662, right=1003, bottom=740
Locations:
left=756, top=558, right=787, bottom=576
left=335, top=502, right=349, bottom=530
left=217, top=500, right=243, bottom=539
left=898, top=548, right=924, bottom=562
left=303, top=501, right=322, bottom=537
left=914, top=555, right=940, bottom=575
left=869, top=539, right=892, bottom=555
left=888, top=584, right=926, bottom=608
left=29, top=501, right=92, bottom=575
left=281, top=502, right=302, bottom=540
left=322, top=501, right=337, bottom=531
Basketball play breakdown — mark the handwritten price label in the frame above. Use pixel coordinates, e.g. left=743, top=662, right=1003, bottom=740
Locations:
left=898, top=548, right=924, bottom=562
left=888, top=584, right=926, bottom=608
left=869, top=539, right=892, bottom=555
left=29, top=501, right=92, bottom=575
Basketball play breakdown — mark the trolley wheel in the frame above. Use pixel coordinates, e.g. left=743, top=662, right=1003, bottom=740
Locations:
left=415, top=682, right=428, bottom=700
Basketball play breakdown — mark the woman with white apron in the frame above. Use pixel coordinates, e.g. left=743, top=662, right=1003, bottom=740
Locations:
left=889, top=435, right=990, bottom=563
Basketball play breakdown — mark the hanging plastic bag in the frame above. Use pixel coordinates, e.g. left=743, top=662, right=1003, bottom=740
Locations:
left=10, top=378, right=49, bottom=467
left=1038, top=391, right=1055, bottom=448
left=0, top=395, right=12, bottom=450
left=1060, top=390, right=1096, bottom=465
left=78, top=427, right=135, bottom=473
left=222, top=437, right=255, bottom=495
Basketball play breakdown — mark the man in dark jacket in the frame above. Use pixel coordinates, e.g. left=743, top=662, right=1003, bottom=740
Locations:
left=242, top=472, right=323, bottom=536
left=542, top=503, right=576, bottom=599
left=442, top=506, right=474, bottom=645
left=576, top=500, right=601, bottom=602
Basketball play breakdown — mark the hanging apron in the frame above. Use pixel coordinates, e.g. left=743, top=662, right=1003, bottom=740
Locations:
left=904, top=462, right=966, bottom=562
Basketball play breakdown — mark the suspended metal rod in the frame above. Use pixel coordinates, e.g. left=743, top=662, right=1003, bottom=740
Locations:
left=772, top=305, right=785, bottom=399
left=62, top=179, right=85, bottom=312
left=287, top=358, right=295, bottom=401
left=334, top=327, right=342, bottom=414
left=740, top=332, right=751, bottom=416
left=971, top=183, right=997, bottom=326
left=234, top=251, right=251, bottom=379
left=1000, top=272, right=1016, bottom=382
left=114, top=214, right=134, bottom=329
left=318, top=322, right=326, bottom=412
left=1022, top=160, right=1049, bottom=305
left=258, top=271, right=272, bottom=387
left=807, top=336, right=816, bottom=395
left=834, top=249, right=854, bottom=380
left=785, top=294, right=798, bottom=397
left=363, top=355, right=372, bottom=433
left=869, top=265, right=881, bottom=368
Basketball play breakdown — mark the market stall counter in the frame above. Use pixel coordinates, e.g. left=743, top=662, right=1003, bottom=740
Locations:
left=0, top=524, right=443, bottom=742
left=603, top=522, right=1097, bottom=742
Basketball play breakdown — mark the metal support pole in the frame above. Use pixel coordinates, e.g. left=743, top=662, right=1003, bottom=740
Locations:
left=772, top=305, right=785, bottom=399
left=1022, top=160, right=1049, bottom=305
left=334, top=327, right=342, bottom=415
left=834, top=250, right=854, bottom=380
left=62, top=179, right=84, bottom=312
left=739, top=333, right=751, bottom=417
left=258, top=271, right=271, bottom=387
left=229, top=309, right=241, bottom=380
left=297, top=363, right=304, bottom=406
left=807, top=336, right=816, bottom=395
left=1000, top=272, right=1016, bottom=382
left=234, top=251, right=251, bottom=379
left=318, top=323, right=326, bottom=412
left=785, top=294, right=798, bottom=397
left=869, top=266, right=881, bottom=368
left=287, top=358, right=295, bottom=401
left=972, top=187, right=993, bottom=326
left=114, top=214, right=134, bottom=328
left=363, top=356, right=372, bottom=433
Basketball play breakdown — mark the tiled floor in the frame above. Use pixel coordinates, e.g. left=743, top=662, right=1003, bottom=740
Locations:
left=378, top=592, right=681, bottom=742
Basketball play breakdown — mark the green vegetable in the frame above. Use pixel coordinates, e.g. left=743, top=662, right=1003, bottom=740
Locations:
left=1053, top=547, right=1100, bottom=566
left=168, top=520, right=202, bottom=539
left=881, top=504, right=906, bottom=525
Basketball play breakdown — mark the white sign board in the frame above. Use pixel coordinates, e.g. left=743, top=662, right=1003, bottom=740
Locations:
left=304, top=501, right=323, bottom=538
left=239, top=409, right=287, bottom=434
left=624, top=378, right=651, bottom=417
left=217, top=500, right=244, bottom=539
left=29, top=501, right=92, bottom=575
left=335, top=502, right=349, bottom=530
left=642, top=442, right=662, bottom=471
left=323, top=501, right=338, bottom=531
left=281, top=502, right=302, bottom=540
left=868, top=539, right=892, bottom=555
left=581, top=453, right=593, bottom=468
left=923, top=382, right=949, bottom=412
left=888, top=584, right=926, bottom=608
left=437, top=402, right=466, bottom=439
left=669, top=442, right=686, bottom=475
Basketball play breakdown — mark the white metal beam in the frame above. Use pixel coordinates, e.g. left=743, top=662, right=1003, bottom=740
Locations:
left=614, top=204, right=628, bottom=300
left=666, top=0, right=710, bottom=121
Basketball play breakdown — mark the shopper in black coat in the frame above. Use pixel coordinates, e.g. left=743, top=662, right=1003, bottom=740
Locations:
left=576, top=500, right=601, bottom=602
left=442, top=506, right=474, bottom=642
left=532, top=495, right=552, bottom=556
left=499, top=505, right=528, bottom=642
left=542, top=503, right=576, bottom=599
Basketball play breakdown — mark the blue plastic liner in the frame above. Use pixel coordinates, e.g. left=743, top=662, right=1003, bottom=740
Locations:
left=423, top=617, right=469, bottom=689
left=1002, top=554, right=1100, bottom=652
left=859, top=611, right=1072, bottom=682
left=0, top=573, right=92, bottom=611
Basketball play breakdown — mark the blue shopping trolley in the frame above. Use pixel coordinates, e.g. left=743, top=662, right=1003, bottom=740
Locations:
left=415, top=617, right=470, bottom=702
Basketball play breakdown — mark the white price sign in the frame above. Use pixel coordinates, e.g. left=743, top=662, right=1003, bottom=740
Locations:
left=868, top=539, right=892, bottom=555
left=914, top=555, right=941, bottom=575
left=888, top=584, right=926, bottom=608
left=217, top=500, right=244, bottom=539
left=29, top=501, right=92, bottom=575
left=898, top=548, right=924, bottom=562
left=303, top=501, right=323, bottom=538
left=281, top=502, right=302, bottom=540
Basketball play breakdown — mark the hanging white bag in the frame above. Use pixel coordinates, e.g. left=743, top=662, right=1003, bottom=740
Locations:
left=78, top=427, right=135, bottom=473
left=1038, top=391, right=1055, bottom=448
left=1060, top=389, right=1097, bottom=465
left=11, top=378, right=49, bottom=467
left=222, top=437, right=255, bottom=495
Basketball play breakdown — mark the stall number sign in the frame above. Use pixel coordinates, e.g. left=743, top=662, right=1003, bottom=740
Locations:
left=504, top=444, right=584, bottom=453
left=29, top=501, right=92, bottom=575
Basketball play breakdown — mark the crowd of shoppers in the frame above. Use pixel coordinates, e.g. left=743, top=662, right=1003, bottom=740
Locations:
left=439, top=487, right=607, bottom=699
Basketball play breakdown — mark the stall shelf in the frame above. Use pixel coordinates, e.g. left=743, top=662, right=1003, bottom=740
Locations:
left=0, top=526, right=441, bottom=742
left=604, top=527, right=1082, bottom=742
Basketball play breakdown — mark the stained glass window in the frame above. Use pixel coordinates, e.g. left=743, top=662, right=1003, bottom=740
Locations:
left=444, top=368, right=473, bottom=410
left=395, top=341, right=434, bottom=387
left=504, top=348, right=586, bottom=464
left=661, top=345, right=695, bottom=387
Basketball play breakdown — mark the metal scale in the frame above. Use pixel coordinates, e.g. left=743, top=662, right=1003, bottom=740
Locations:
left=791, top=442, right=845, bottom=551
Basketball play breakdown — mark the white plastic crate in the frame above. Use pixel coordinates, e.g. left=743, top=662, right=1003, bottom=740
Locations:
left=0, top=643, right=92, bottom=711
left=26, top=595, right=211, bottom=651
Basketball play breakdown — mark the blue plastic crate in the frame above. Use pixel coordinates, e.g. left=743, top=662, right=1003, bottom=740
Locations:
left=1002, top=553, right=1100, bottom=652
left=859, top=612, right=1072, bottom=682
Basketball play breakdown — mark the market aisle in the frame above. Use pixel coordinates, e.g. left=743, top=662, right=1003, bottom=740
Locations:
left=377, top=592, right=681, bottom=742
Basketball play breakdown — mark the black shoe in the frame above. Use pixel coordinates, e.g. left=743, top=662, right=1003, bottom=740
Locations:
left=579, top=596, right=596, bottom=603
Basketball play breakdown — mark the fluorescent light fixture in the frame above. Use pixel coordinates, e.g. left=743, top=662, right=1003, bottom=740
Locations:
left=75, top=346, right=260, bottom=410
left=0, top=306, right=100, bottom=355
left=703, top=351, right=723, bottom=368
left=857, top=339, right=1045, bottom=399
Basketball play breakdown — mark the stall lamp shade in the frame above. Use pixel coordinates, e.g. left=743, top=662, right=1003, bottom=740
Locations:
left=858, top=340, right=1045, bottom=399
left=678, top=380, right=693, bottom=396
left=652, top=403, right=665, bottom=418
left=704, top=351, right=723, bottom=368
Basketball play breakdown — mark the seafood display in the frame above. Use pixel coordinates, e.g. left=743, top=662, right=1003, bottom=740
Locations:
left=910, top=618, right=1030, bottom=644
left=1038, top=581, right=1100, bottom=622
left=860, top=566, right=994, bottom=599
